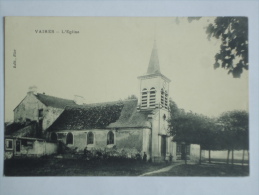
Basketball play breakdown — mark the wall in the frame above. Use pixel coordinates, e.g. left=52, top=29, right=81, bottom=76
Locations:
left=42, top=107, right=64, bottom=132
left=14, top=139, right=58, bottom=157
left=204, top=150, right=249, bottom=161
left=55, top=128, right=150, bottom=158
left=14, top=93, right=46, bottom=123
left=190, top=144, right=201, bottom=163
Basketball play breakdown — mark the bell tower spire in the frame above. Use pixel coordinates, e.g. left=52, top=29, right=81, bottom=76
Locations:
left=147, top=40, right=161, bottom=75
left=137, top=41, right=171, bottom=111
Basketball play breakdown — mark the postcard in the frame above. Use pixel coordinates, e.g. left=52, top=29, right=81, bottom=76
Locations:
left=4, top=16, right=249, bottom=177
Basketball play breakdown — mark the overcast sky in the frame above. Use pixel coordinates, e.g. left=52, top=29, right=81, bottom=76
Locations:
left=5, top=17, right=248, bottom=122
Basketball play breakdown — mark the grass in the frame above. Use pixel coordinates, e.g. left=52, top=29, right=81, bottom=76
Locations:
left=4, top=157, right=168, bottom=176
left=4, top=157, right=249, bottom=177
left=147, top=163, right=249, bottom=176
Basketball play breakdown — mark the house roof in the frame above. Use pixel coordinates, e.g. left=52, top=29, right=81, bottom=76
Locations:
left=47, top=99, right=151, bottom=131
left=5, top=121, right=39, bottom=138
left=35, top=93, right=77, bottom=109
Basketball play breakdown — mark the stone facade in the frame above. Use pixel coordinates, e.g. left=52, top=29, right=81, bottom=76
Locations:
left=14, top=92, right=46, bottom=123
left=49, top=128, right=151, bottom=159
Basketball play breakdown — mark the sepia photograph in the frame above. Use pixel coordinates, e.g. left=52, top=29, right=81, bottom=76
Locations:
left=4, top=16, right=249, bottom=177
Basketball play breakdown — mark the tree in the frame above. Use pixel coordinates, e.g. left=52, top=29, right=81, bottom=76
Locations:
left=125, top=94, right=138, bottom=100
left=168, top=100, right=217, bottom=164
left=189, top=17, right=248, bottom=78
left=217, top=110, right=249, bottom=165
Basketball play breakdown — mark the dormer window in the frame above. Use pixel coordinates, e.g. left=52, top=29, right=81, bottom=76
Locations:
left=141, top=88, right=148, bottom=108
left=149, top=87, right=156, bottom=108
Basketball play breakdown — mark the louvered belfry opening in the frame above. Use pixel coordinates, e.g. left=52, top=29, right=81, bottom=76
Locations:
left=161, top=88, right=165, bottom=108
left=165, top=90, right=168, bottom=109
left=141, top=88, right=148, bottom=108
left=160, top=88, right=168, bottom=109
left=149, top=87, right=156, bottom=108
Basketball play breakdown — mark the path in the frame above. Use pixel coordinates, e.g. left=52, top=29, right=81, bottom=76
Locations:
left=139, top=162, right=184, bottom=176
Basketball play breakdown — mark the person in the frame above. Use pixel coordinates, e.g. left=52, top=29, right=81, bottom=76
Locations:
left=143, top=152, right=147, bottom=162
left=84, top=147, right=88, bottom=156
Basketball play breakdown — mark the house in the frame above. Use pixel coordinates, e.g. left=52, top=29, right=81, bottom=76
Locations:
left=4, top=136, right=57, bottom=159
left=5, top=41, right=201, bottom=162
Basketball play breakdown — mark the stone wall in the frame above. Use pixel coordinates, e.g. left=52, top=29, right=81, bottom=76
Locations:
left=42, top=107, right=64, bottom=133
left=13, top=93, right=64, bottom=136
left=14, top=93, right=46, bottom=123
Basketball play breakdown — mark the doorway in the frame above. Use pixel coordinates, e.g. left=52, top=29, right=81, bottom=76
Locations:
left=161, top=135, right=166, bottom=160
left=16, top=140, right=21, bottom=152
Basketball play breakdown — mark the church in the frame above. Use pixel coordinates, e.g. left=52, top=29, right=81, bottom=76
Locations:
left=5, top=41, right=201, bottom=162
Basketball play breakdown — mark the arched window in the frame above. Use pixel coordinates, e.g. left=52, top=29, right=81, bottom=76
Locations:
left=107, top=131, right=114, bottom=145
left=50, top=132, right=57, bottom=141
left=87, top=132, right=94, bottom=145
left=161, top=89, right=165, bottom=108
left=165, top=90, right=168, bottom=109
left=66, top=132, right=73, bottom=145
left=141, top=88, right=148, bottom=108
left=149, top=87, right=156, bottom=108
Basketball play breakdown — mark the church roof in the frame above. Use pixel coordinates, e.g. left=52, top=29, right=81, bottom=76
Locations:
left=35, top=93, right=77, bottom=109
left=147, top=40, right=161, bottom=75
left=47, top=99, right=151, bottom=131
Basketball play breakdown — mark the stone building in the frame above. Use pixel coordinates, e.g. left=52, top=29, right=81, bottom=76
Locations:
left=6, top=41, right=201, bottom=162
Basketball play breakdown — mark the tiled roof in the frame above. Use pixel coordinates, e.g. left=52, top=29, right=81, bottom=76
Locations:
left=47, top=99, right=151, bottom=131
left=35, top=93, right=77, bottom=109
left=107, top=99, right=151, bottom=129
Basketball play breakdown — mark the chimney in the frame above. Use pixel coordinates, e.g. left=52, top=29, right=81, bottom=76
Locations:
left=27, top=86, right=38, bottom=95
left=74, top=95, right=85, bottom=105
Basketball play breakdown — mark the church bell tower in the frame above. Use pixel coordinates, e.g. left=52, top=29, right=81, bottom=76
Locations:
left=138, top=40, right=171, bottom=110
left=138, top=40, right=172, bottom=162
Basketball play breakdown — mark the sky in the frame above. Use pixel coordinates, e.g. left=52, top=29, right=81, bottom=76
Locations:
left=5, top=17, right=248, bottom=122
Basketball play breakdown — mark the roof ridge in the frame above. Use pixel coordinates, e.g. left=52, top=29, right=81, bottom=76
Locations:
left=36, top=93, right=73, bottom=101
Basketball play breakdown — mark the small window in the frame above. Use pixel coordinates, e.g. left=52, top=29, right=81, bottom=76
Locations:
left=50, top=132, right=58, bottom=141
left=5, top=139, right=13, bottom=150
left=38, top=109, right=43, bottom=118
left=87, top=132, right=94, bottom=145
left=66, top=132, right=73, bottom=145
left=107, top=131, right=114, bottom=145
